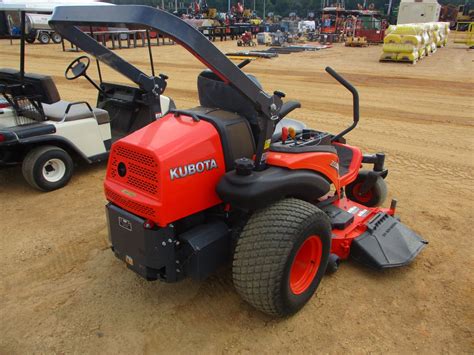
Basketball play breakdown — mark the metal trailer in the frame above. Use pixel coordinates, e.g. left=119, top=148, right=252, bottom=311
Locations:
left=24, top=12, right=62, bottom=44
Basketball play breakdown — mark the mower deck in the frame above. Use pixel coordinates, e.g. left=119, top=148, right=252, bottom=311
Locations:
left=322, top=197, right=427, bottom=269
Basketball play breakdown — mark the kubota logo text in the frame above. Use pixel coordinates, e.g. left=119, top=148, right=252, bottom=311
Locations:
left=169, top=159, right=218, bottom=180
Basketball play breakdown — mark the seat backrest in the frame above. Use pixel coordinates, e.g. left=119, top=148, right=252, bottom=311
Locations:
left=197, top=70, right=261, bottom=126
left=0, top=68, right=60, bottom=104
left=21, top=72, right=61, bottom=104
left=185, top=106, right=256, bottom=171
left=0, top=68, right=20, bottom=85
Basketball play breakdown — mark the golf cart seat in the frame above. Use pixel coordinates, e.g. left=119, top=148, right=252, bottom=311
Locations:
left=0, top=70, right=61, bottom=105
left=0, top=68, right=21, bottom=85
left=197, top=70, right=306, bottom=142
left=42, top=100, right=110, bottom=124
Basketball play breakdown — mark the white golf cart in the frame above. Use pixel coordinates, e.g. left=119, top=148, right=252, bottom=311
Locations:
left=0, top=5, right=174, bottom=191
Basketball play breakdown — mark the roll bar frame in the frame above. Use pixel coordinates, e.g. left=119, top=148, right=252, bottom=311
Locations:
left=49, top=5, right=284, bottom=169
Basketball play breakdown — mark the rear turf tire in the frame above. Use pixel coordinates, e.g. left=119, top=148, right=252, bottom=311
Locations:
left=232, top=198, right=332, bottom=317
left=22, top=145, right=73, bottom=192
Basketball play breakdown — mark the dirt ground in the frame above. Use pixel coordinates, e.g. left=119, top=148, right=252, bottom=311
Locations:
left=0, top=37, right=473, bottom=354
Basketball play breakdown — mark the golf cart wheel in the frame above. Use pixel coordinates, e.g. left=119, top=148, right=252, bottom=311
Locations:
left=51, top=32, right=62, bottom=44
left=345, top=173, right=387, bottom=207
left=22, top=145, right=74, bottom=192
left=38, top=32, right=51, bottom=44
left=233, top=198, right=331, bottom=317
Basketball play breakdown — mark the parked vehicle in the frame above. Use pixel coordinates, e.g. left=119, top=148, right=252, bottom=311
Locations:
left=0, top=4, right=174, bottom=191
left=51, top=5, right=427, bottom=317
left=24, top=13, right=62, bottom=44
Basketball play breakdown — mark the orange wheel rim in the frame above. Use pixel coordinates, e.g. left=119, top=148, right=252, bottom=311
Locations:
left=289, top=236, right=322, bottom=295
left=353, top=183, right=373, bottom=203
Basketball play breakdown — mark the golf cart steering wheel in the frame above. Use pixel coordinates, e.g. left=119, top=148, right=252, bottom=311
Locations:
left=65, top=56, right=90, bottom=81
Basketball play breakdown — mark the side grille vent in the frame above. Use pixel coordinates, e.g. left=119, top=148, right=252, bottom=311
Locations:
left=127, top=175, right=158, bottom=195
left=105, top=187, right=156, bottom=218
left=110, top=145, right=159, bottom=196
left=115, top=146, right=157, bottom=168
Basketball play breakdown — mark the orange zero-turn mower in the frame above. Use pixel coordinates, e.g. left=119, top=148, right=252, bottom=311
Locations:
left=51, top=5, right=427, bottom=317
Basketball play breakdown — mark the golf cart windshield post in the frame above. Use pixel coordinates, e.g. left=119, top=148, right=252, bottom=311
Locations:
left=20, top=11, right=26, bottom=82
left=49, top=5, right=285, bottom=169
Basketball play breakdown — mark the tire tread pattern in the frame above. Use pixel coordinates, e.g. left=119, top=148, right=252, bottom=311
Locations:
left=232, top=198, right=331, bottom=316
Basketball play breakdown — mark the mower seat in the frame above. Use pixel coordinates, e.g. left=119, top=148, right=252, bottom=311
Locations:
left=197, top=69, right=262, bottom=125
left=197, top=70, right=306, bottom=144
left=182, top=106, right=255, bottom=170
left=42, top=100, right=110, bottom=124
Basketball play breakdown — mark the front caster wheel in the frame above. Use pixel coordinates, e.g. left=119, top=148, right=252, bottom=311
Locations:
left=326, top=253, right=340, bottom=274
left=233, top=198, right=332, bottom=317
left=345, top=173, right=387, bottom=207
left=22, top=146, right=74, bottom=191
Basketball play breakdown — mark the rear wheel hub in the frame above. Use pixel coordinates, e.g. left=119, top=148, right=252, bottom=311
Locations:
left=290, top=235, right=322, bottom=295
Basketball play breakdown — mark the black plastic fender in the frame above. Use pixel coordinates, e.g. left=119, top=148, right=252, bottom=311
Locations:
left=216, top=166, right=331, bottom=210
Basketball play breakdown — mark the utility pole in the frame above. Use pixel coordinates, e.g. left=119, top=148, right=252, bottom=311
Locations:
left=175, top=0, right=178, bottom=12
left=387, top=0, right=393, bottom=15
left=228, top=0, right=231, bottom=13
left=263, top=0, right=266, bottom=18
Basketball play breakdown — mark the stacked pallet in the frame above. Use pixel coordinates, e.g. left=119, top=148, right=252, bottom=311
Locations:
left=380, top=22, right=450, bottom=64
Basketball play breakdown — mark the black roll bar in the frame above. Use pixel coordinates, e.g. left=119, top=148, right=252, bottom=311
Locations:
left=325, top=67, right=360, bottom=142
left=49, top=5, right=284, bottom=169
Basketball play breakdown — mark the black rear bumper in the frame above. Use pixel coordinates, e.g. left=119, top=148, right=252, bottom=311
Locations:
left=106, top=203, right=231, bottom=282
left=106, top=203, right=179, bottom=281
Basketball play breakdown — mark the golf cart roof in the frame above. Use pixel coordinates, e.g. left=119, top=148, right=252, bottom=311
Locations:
left=49, top=5, right=282, bottom=121
left=0, top=1, right=112, bottom=13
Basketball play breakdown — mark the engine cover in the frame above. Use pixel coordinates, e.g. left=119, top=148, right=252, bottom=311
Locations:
left=104, top=112, right=226, bottom=226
